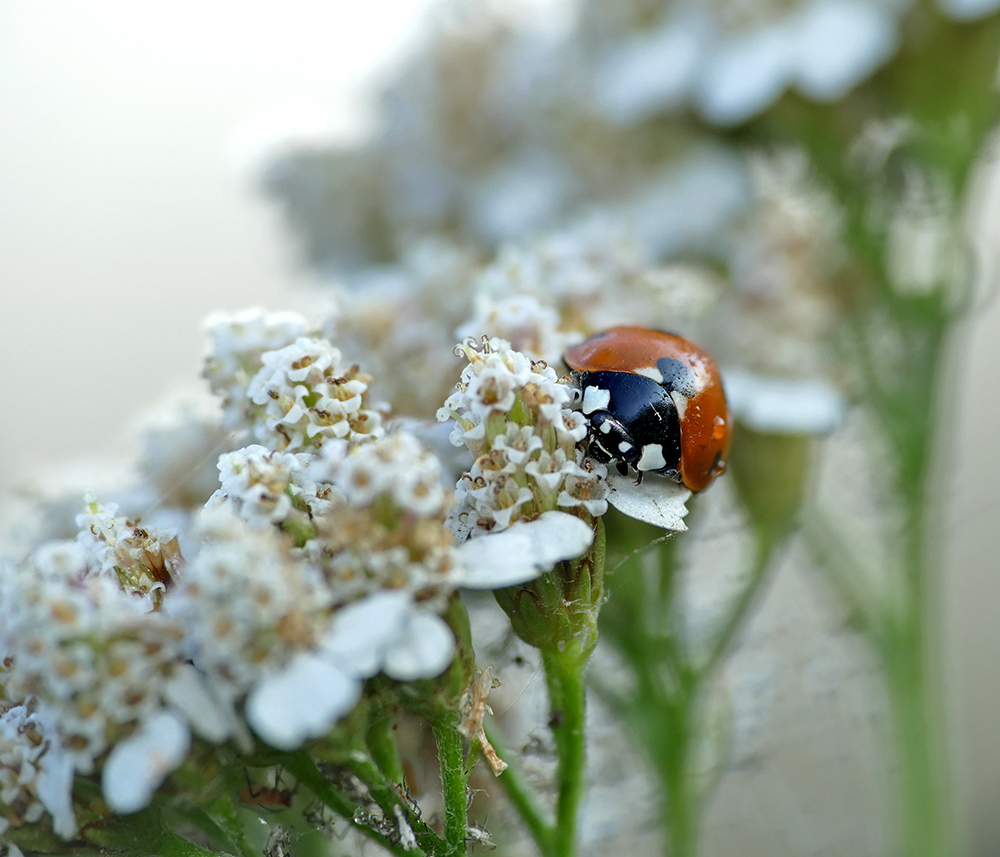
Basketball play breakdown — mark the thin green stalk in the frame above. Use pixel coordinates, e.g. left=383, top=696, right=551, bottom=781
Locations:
left=431, top=717, right=469, bottom=856
left=282, top=751, right=418, bottom=856
left=149, top=831, right=221, bottom=857
left=883, top=621, right=949, bottom=857
left=348, top=752, right=444, bottom=852
left=168, top=803, right=256, bottom=857
left=484, top=724, right=555, bottom=856
left=661, top=726, right=698, bottom=857
left=541, top=650, right=588, bottom=857
left=367, top=711, right=405, bottom=785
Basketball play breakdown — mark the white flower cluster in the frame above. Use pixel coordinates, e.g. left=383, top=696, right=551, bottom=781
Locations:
left=468, top=222, right=722, bottom=350
left=321, top=239, right=482, bottom=418
left=204, top=308, right=308, bottom=430
left=0, top=703, right=76, bottom=840
left=166, top=434, right=460, bottom=751
left=245, top=337, right=385, bottom=451
left=588, top=0, right=902, bottom=128
left=456, top=294, right=574, bottom=367
left=211, top=444, right=307, bottom=528
left=0, top=539, right=204, bottom=833
left=204, top=310, right=385, bottom=452
left=0, top=429, right=466, bottom=835
left=76, top=494, right=184, bottom=609
left=438, top=337, right=607, bottom=541
left=713, top=151, right=842, bottom=378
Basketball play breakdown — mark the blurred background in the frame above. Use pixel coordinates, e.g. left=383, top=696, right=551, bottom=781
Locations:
left=1, top=1, right=999, bottom=854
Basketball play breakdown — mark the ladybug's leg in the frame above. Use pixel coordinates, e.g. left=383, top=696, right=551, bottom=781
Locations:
left=588, top=411, right=640, bottom=473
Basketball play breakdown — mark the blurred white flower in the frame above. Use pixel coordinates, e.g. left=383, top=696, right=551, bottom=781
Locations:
left=171, top=431, right=464, bottom=750
left=938, top=0, right=1000, bottom=18
left=592, top=0, right=901, bottom=127
left=457, top=294, right=576, bottom=366
left=724, top=369, right=845, bottom=434
left=0, top=703, right=77, bottom=840
left=711, top=150, right=843, bottom=380
left=0, top=544, right=188, bottom=776
left=101, top=710, right=191, bottom=815
left=204, top=308, right=308, bottom=432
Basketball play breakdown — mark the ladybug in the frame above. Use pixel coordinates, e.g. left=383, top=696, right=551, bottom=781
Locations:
left=564, top=326, right=732, bottom=492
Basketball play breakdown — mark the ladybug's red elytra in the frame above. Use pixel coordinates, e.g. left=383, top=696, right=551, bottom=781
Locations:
left=564, top=326, right=733, bottom=492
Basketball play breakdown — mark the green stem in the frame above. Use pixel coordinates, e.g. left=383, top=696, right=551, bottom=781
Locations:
left=150, top=831, right=220, bottom=857
left=661, top=724, right=698, bottom=857
left=169, top=803, right=256, bottom=857
left=348, top=751, right=444, bottom=852
left=484, top=725, right=555, bottom=856
left=542, top=650, right=588, bottom=857
left=282, top=751, right=418, bottom=856
left=883, top=621, right=949, bottom=857
left=431, top=717, right=469, bottom=856
left=367, top=710, right=405, bottom=786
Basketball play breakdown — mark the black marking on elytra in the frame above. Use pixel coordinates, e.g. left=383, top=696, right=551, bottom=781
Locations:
left=656, top=357, right=698, bottom=398
left=579, top=371, right=682, bottom=474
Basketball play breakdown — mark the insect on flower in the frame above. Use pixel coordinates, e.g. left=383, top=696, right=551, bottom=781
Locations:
left=564, top=326, right=733, bottom=492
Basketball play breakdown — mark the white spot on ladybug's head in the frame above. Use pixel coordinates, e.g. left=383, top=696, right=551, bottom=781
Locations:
left=669, top=390, right=688, bottom=420
left=618, top=441, right=633, bottom=452
left=582, top=385, right=611, bottom=415
left=599, top=421, right=613, bottom=434
left=637, top=444, right=667, bottom=472
left=633, top=366, right=664, bottom=383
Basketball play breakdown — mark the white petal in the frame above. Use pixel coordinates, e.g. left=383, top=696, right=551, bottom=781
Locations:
left=606, top=474, right=690, bottom=531
left=102, top=711, right=191, bottom=814
left=320, top=590, right=411, bottom=678
left=938, top=0, right=1000, bottom=19
left=453, top=511, right=595, bottom=589
left=793, top=0, right=897, bottom=101
left=35, top=739, right=77, bottom=839
left=724, top=370, right=844, bottom=434
left=592, top=18, right=703, bottom=124
left=383, top=611, right=456, bottom=681
left=696, top=24, right=796, bottom=125
left=163, top=664, right=237, bottom=743
left=246, top=654, right=360, bottom=750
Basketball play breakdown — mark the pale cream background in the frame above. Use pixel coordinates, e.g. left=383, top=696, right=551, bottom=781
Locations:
left=1, top=2, right=998, bottom=854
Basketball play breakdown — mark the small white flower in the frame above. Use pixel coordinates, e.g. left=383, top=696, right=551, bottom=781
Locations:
left=204, top=308, right=308, bottom=431
left=101, top=710, right=191, bottom=814
left=213, top=445, right=306, bottom=527
left=245, top=336, right=384, bottom=451
left=75, top=494, right=183, bottom=607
